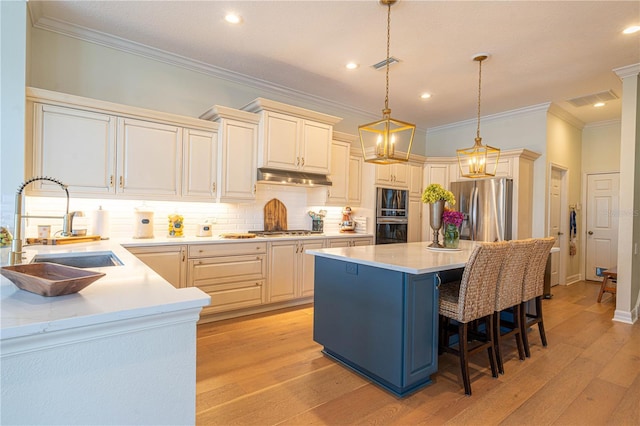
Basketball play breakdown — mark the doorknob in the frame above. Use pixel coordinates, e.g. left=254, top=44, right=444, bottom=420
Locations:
left=557, top=232, right=564, bottom=236
left=588, top=231, right=594, bottom=235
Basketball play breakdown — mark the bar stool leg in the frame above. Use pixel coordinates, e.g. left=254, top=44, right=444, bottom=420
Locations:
left=597, top=275, right=610, bottom=303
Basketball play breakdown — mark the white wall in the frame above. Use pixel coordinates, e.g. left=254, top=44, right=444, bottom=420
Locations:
left=546, top=111, right=583, bottom=281
left=582, top=121, right=621, bottom=173
left=426, top=105, right=548, bottom=237
left=0, top=1, right=27, bottom=231
left=27, top=27, right=428, bottom=156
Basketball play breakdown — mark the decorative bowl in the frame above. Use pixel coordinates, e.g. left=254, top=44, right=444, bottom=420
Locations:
left=1, top=262, right=105, bottom=297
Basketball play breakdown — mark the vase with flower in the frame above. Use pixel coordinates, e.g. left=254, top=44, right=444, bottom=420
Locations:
left=421, top=184, right=456, bottom=248
left=442, top=209, right=464, bottom=249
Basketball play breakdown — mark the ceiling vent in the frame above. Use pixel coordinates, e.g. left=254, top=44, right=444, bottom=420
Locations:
left=567, top=90, right=619, bottom=107
left=372, top=56, right=400, bottom=70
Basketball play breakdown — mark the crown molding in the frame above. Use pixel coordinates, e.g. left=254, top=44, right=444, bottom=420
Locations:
left=613, top=63, right=640, bottom=79
left=547, top=103, right=585, bottom=129
left=584, top=119, right=621, bottom=129
left=426, top=103, right=551, bottom=134
left=29, top=13, right=389, bottom=128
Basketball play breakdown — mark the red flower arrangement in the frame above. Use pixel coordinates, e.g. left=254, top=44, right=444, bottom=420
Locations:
left=442, top=209, right=464, bottom=227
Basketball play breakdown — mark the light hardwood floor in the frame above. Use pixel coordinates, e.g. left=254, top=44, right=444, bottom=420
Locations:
left=196, top=281, right=640, bottom=425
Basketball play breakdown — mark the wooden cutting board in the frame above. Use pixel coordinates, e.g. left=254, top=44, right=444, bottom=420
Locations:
left=264, top=198, right=287, bottom=232
left=26, top=235, right=102, bottom=245
left=220, top=233, right=257, bottom=239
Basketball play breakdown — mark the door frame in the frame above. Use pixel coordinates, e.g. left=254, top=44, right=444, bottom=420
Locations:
left=580, top=170, right=620, bottom=282
left=548, top=163, right=569, bottom=285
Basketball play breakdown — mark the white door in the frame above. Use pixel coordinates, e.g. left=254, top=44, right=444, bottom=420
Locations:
left=548, top=168, right=563, bottom=286
left=585, top=173, right=620, bottom=281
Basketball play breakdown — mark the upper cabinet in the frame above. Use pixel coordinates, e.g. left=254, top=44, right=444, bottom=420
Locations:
left=375, top=163, right=408, bottom=188
left=199, top=106, right=259, bottom=202
left=26, top=88, right=219, bottom=201
left=326, top=139, right=350, bottom=205
left=241, top=98, right=342, bottom=175
left=408, top=163, right=423, bottom=198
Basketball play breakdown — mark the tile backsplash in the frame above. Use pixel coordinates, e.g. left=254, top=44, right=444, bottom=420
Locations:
left=22, top=184, right=365, bottom=239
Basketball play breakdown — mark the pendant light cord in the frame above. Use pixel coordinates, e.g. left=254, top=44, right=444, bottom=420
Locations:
left=476, top=58, right=482, bottom=140
left=384, top=1, right=391, bottom=114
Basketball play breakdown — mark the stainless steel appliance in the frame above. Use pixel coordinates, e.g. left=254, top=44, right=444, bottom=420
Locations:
left=450, top=178, right=513, bottom=242
left=375, top=187, right=408, bottom=244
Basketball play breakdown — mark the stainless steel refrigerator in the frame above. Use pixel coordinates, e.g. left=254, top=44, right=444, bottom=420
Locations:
left=450, top=178, right=513, bottom=242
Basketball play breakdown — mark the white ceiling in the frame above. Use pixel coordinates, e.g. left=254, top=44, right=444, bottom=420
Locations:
left=29, top=1, right=640, bottom=130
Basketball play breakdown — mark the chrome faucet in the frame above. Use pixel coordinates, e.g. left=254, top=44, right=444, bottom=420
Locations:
left=10, top=176, right=79, bottom=265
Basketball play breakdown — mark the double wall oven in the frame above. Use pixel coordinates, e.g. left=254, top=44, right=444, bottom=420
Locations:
left=375, top=187, right=408, bottom=244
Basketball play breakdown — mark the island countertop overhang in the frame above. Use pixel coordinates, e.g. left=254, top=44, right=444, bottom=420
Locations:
left=306, top=240, right=478, bottom=275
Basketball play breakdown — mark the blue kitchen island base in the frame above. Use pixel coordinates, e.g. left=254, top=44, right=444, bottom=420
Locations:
left=313, top=256, right=440, bottom=397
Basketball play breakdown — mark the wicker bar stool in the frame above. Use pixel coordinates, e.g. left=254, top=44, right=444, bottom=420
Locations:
left=438, top=241, right=509, bottom=395
left=493, top=239, right=536, bottom=374
left=520, top=237, right=556, bottom=357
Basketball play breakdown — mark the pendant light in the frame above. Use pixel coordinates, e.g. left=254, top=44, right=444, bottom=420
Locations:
left=359, top=0, right=415, bottom=164
left=457, top=54, right=500, bottom=178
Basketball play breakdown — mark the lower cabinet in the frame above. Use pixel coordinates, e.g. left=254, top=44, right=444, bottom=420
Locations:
left=268, top=239, right=325, bottom=302
left=327, top=236, right=374, bottom=248
left=126, top=244, right=187, bottom=288
left=188, top=242, right=267, bottom=315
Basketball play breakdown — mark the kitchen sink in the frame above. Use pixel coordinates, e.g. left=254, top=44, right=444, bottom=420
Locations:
left=31, top=251, right=123, bottom=268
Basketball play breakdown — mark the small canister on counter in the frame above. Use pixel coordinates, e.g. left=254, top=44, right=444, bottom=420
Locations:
left=168, top=212, right=184, bottom=237
left=133, top=207, right=154, bottom=239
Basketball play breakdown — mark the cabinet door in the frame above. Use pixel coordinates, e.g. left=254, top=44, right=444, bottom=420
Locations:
left=326, top=141, right=350, bottom=205
left=262, top=111, right=299, bottom=171
left=300, top=240, right=325, bottom=297
left=127, top=245, right=186, bottom=288
left=182, top=128, right=217, bottom=200
left=408, top=199, right=422, bottom=243
left=425, top=163, right=449, bottom=188
left=408, top=163, right=423, bottom=198
left=393, top=163, right=409, bottom=187
left=348, top=155, right=363, bottom=206
left=327, top=238, right=351, bottom=248
left=220, top=119, right=257, bottom=201
left=375, top=164, right=393, bottom=186
left=352, top=237, right=374, bottom=246
left=117, top=117, right=182, bottom=196
left=268, top=241, right=298, bottom=302
left=300, top=121, right=332, bottom=174
left=32, top=103, right=116, bottom=195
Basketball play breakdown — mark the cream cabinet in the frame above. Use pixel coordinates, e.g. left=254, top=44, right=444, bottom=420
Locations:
left=200, top=106, right=259, bottom=202
left=26, top=88, right=218, bottom=200
left=268, top=239, right=325, bottom=302
left=326, top=236, right=373, bottom=248
left=188, top=242, right=267, bottom=315
left=116, top=117, right=182, bottom=197
left=424, top=162, right=451, bottom=189
left=182, top=128, right=218, bottom=200
left=408, top=199, right=423, bottom=243
left=242, top=98, right=342, bottom=175
left=126, top=245, right=187, bottom=288
left=408, top=163, right=424, bottom=198
left=348, top=154, right=363, bottom=206
left=325, top=140, right=350, bottom=205
left=29, top=103, right=117, bottom=195
left=375, top=163, right=408, bottom=188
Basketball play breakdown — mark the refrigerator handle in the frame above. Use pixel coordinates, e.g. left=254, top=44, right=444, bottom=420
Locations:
left=471, top=186, right=478, bottom=240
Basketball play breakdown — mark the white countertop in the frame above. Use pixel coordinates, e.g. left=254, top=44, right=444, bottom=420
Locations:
left=0, top=240, right=210, bottom=341
left=306, top=240, right=478, bottom=275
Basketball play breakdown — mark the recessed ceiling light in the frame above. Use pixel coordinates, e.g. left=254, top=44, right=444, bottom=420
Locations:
left=346, top=62, right=359, bottom=70
left=594, top=102, right=605, bottom=108
left=225, top=13, right=242, bottom=24
left=623, top=25, right=640, bottom=34
left=420, top=93, right=432, bottom=100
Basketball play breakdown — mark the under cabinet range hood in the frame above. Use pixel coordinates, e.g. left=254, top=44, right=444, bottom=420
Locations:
left=257, top=168, right=332, bottom=186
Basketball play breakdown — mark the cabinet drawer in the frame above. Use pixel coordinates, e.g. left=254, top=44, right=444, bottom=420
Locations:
left=189, top=254, right=266, bottom=285
left=200, top=279, right=265, bottom=315
left=189, top=242, right=267, bottom=258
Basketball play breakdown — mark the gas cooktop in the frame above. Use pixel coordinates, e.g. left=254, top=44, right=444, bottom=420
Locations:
left=249, top=230, right=324, bottom=237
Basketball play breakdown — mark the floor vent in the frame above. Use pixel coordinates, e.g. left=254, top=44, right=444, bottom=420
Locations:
left=567, top=90, right=618, bottom=107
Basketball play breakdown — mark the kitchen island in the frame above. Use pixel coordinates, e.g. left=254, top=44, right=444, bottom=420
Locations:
left=307, top=240, right=477, bottom=397
left=0, top=241, right=210, bottom=425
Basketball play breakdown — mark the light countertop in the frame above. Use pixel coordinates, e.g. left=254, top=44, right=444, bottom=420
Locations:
left=0, top=240, right=210, bottom=341
left=306, top=240, right=477, bottom=275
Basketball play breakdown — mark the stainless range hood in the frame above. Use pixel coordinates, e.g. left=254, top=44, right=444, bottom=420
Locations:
left=257, top=168, right=332, bottom=186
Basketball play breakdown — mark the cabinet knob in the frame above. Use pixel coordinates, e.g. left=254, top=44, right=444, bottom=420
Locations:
left=296, top=157, right=300, bottom=166
left=212, top=182, right=216, bottom=193
left=119, top=176, right=124, bottom=188
left=301, top=157, right=305, bottom=166
left=109, top=175, right=114, bottom=187
left=588, top=231, right=594, bottom=235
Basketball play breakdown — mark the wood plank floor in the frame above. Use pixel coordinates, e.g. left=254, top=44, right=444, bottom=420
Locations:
left=196, top=281, right=640, bottom=425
